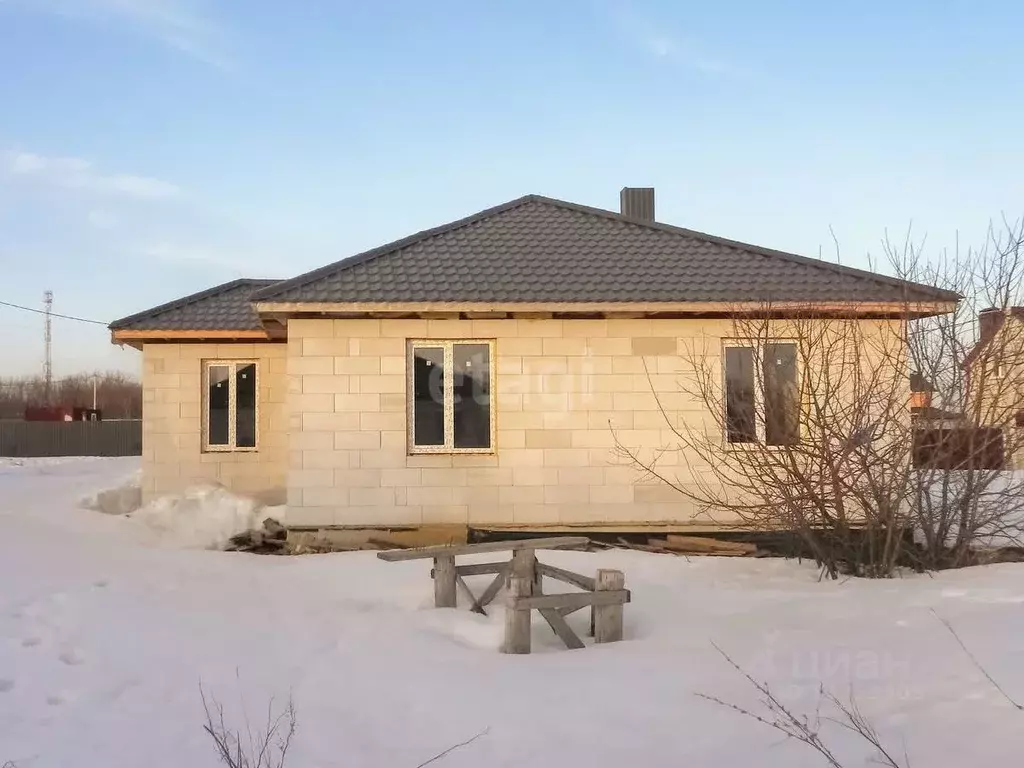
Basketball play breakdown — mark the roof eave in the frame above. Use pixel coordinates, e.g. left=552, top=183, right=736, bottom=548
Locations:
left=110, top=329, right=274, bottom=347
left=255, top=298, right=958, bottom=319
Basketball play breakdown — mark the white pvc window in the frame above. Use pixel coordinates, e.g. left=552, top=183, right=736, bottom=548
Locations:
left=203, top=360, right=259, bottom=452
left=408, top=340, right=495, bottom=453
left=724, top=342, right=799, bottom=446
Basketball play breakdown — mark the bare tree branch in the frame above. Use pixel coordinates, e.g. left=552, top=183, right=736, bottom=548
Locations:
left=414, top=728, right=490, bottom=768
left=0, top=370, right=142, bottom=418
left=933, top=609, right=1023, bottom=711
left=697, top=643, right=905, bottom=768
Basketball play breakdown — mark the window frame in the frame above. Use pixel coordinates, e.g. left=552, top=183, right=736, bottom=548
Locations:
left=406, top=339, right=497, bottom=455
left=202, top=359, right=260, bottom=453
left=722, top=339, right=800, bottom=447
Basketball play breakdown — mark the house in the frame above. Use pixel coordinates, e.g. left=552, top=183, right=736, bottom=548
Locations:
left=109, top=188, right=958, bottom=532
left=964, top=307, right=1024, bottom=469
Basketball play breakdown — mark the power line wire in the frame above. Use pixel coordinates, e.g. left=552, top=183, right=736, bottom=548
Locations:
left=0, top=299, right=108, bottom=326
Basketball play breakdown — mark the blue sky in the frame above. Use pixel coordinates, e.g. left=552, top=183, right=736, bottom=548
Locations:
left=1, top=0, right=1022, bottom=377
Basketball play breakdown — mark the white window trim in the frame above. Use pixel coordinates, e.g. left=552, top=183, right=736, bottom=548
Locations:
left=202, top=359, right=259, bottom=453
left=407, top=339, right=496, bottom=454
left=722, top=339, right=800, bottom=447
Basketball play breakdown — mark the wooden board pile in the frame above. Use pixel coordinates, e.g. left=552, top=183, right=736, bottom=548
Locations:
left=601, top=534, right=765, bottom=558
left=225, top=517, right=290, bottom=554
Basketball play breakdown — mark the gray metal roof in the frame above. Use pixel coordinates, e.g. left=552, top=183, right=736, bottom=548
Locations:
left=253, top=195, right=959, bottom=305
left=109, top=278, right=277, bottom=331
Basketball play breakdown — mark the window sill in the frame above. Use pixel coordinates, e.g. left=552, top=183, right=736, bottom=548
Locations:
left=722, top=441, right=800, bottom=452
left=407, top=448, right=496, bottom=456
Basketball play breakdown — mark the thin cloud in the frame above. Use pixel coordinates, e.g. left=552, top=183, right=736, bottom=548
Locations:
left=604, top=3, right=747, bottom=78
left=87, top=210, right=119, bottom=230
left=20, top=0, right=232, bottom=71
left=5, top=150, right=182, bottom=201
left=140, top=242, right=262, bottom=272
left=642, top=35, right=733, bottom=75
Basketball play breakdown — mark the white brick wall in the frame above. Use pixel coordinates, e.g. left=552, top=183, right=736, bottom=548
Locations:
left=133, top=317, right=903, bottom=527
left=140, top=342, right=288, bottom=503
left=284, top=317, right=743, bottom=527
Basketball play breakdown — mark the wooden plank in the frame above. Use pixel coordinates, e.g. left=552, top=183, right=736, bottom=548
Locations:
left=650, top=538, right=751, bottom=556
left=374, top=525, right=468, bottom=548
left=539, top=608, right=585, bottom=650
left=594, top=569, right=625, bottom=644
left=502, top=574, right=533, bottom=654
left=455, top=572, right=487, bottom=616
left=509, top=590, right=629, bottom=611
left=454, top=562, right=507, bottom=577
left=302, top=525, right=467, bottom=549
left=433, top=556, right=457, bottom=609
left=111, top=329, right=271, bottom=341
left=474, top=567, right=510, bottom=609
left=617, top=538, right=670, bottom=554
left=511, top=548, right=537, bottom=579
left=536, top=563, right=597, bottom=592
left=475, top=521, right=750, bottom=534
left=376, top=536, right=589, bottom=562
left=367, top=538, right=405, bottom=550
left=663, top=535, right=757, bottom=554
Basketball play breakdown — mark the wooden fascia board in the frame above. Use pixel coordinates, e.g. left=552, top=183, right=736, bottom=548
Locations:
left=111, top=329, right=271, bottom=344
left=255, top=300, right=958, bottom=318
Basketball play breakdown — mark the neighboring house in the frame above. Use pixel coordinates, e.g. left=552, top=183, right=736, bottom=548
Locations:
left=110, top=188, right=958, bottom=531
left=965, top=307, right=1024, bottom=469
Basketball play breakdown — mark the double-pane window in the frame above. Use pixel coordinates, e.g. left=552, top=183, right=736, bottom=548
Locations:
left=203, top=361, right=258, bottom=451
left=409, top=340, right=494, bottom=452
left=725, top=342, right=799, bottom=445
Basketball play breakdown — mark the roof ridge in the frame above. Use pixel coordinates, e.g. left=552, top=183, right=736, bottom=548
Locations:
left=526, top=195, right=961, bottom=302
left=252, top=195, right=539, bottom=302
left=109, top=277, right=277, bottom=330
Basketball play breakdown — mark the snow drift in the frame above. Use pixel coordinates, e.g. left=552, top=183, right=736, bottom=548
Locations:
left=78, top=471, right=285, bottom=550
left=79, top=471, right=142, bottom=516
left=128, top=485, right=273, bottom=549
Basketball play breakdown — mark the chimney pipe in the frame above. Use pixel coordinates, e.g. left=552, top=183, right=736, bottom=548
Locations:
left=620, top=187, right=655, bottom=221
left=978, top=308, right=1005, bottom=343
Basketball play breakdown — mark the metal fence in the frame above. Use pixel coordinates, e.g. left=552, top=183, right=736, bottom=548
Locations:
left=0, top=420, right=142, bottom=457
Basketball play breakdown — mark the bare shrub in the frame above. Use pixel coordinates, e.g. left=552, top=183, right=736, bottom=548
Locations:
left=701, top=612, right=1024, bottom=767
left=200, top=684, right=488, bottom=768
left=615, top=309, right=918, bottom=578
left=698, top=644, right=907, bottom=768
left=201, top=685, right=296, bottom=768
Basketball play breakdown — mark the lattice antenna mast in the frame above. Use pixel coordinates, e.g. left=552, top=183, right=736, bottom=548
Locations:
left=43, top=290, right=53, bottom=404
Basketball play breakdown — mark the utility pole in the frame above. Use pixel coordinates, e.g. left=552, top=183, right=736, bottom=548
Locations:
left=43, top=290, right=53, bottom=404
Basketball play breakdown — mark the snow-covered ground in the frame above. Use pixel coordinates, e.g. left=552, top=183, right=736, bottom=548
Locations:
left=2, top=458, right=1024, bottom=767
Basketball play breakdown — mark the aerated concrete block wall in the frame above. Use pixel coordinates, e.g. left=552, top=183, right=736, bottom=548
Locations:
left=140, top=342, right=288, bottom=504
left=284, top=317, right=733, bottom=528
